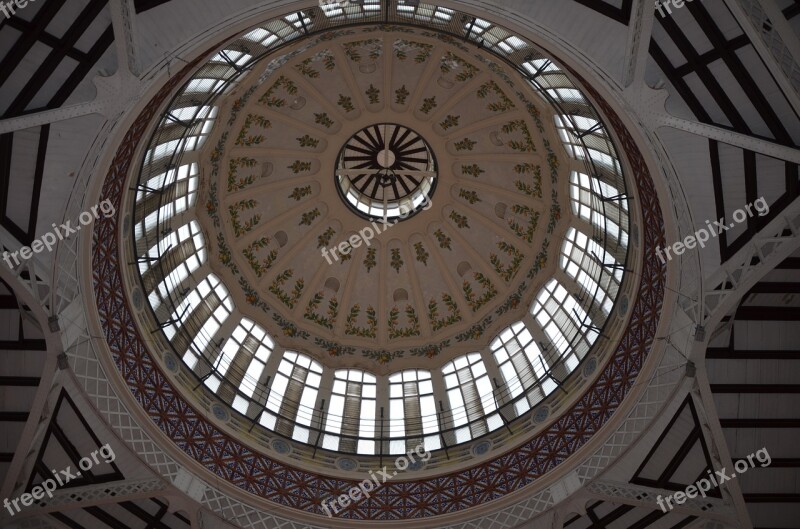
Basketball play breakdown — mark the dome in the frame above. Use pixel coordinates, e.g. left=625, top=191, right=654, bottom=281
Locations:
left=128, top=19, right=632, bottom=458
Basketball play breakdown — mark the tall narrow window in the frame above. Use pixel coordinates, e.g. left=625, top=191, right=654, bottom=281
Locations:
left=570, top=171, right=628, bottom=247
left=561, top=227, right=622, bottom=315
left=388, top=370, right=439, bottom=453
left=262, top=351, right=323, bottom=444
left=491, top=322, right=553, bottom=417
left=323, top=370, right=377, bottom=454
left=442, top=353, right=502, bottom=443
left=531, top=279, right=597, bottom=370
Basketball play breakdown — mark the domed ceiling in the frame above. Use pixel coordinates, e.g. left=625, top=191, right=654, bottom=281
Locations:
left=100, top=7, right=659, bottom=524
left=201, top=27, right=570, bottom=372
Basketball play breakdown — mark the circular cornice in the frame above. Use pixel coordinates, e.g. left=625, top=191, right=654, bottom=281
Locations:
left=88, top=7, right=666, bottom=526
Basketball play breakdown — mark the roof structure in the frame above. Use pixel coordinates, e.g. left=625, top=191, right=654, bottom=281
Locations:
left=0, top=1, right=798, bottom=529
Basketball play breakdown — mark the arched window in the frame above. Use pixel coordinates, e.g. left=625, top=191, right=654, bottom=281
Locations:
left=135, top=163, right=199, bottom=243
left=143, top=221, right=207, bottom=312
left=262, top=351, right=323, bottom=443
left=531, top=279, right=597, bottom=370
left=491, top=321, right=553, bottom=417
left=554, top=114, right=621, bottom=175
left=388, top=370, right=439, bottom=453
left=570, top=171, right=628, bottom=247
left=442, top=353, right=502, bottom=443
left=397, top=2, right=453, bottom=22
left=561, top=227, right=622, bottom=315
left=207, top=319, right=276, bottom=414
left=162, top=274, right=232, bottom=363
left=324, top=370, right=377, bottom=454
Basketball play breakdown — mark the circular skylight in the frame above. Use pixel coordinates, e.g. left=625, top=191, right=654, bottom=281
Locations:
left=336, top=124, right=437, bottom=221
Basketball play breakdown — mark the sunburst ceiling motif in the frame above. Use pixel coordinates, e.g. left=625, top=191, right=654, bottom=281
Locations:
left=336, top=123, right=438, bottom=221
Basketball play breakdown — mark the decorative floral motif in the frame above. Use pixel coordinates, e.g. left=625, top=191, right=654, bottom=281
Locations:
left=516, top=90, right=546, bottom=133
left=462, top=272, right=497, bottom=312
left=419, top=96, right=437, bottom=114
left=217, top=233, right=238, bottom=274
left=393, top=40, right=433, bottom=62
left=390, top=248, right=403, bottom=272
left=227, top=157, right=258, bottom=192
left=295, top=59, right=320, bottom=79
left=365, top=84, right=381, bottom=105
left=363, top=247, right=377, bottom=272
left=258, top=76, right=298, bottom=107
left=345, top=304, right=377, bottom=338
left=409, top=341, right=450, bottom=359
left=428, top=294, right=462, bottom=331
left=455, top=318, right=493, bottom=342
left=294, top=51, right=335, bottom=78
left=543, top=139, right=560, bottom=184
left=449, top=210, right=470, bottom=229
left=439, top=115, right=460, bottom=130
left=461, top=164, right=485, bottom=178
left=339, top=245, right=353, bottom=263
left=304, top=292, right=339, bottom=330
left=388, top=305, right=421, bottom=339
left=527, top=238, right=551, bottom=280
left=297, top=135, right=320, bottom=148
left=434, top=229, right=452, bottom=250
left=244, top=237, right=278, bottom=277
left=235, top=113, right=271, bottom=146
left=514, top=163, right=543, bottom=198
left=395, top=85, right=410, bottom=105
left=229, top=199, right=261, bottom=237
left=337, top=94, right=355, bottom=113
left=477, top=80, right=515, bottom=112
left=289, top=185, right=313, bottom=201
left=288, top=161, right=313, bottom=174
left=508, top=205, right=540, bottom=243
left=206, top=182, right=220, bottom=226
left=440, top=51, right=479, bottom=82
left=317, top=227, right=336, bottom=248
left=496, top=292, right=522, bottom=316
left=502, top=120, right=535, bottom=152
left=548, top=188, right=562, bottom=234
left=343, top=39, right=382, bottom=62
left=458, top=189, right=480, bottom=204
left=454, top=138, right=477, bottom=151
left=300, top=208, right=321, bottom=226
left=413, top=242, right=429, bottom=265
left=314, top=112, right=334, bottom=128
left=314, top=338, right=355, bottom=358
left=269, top=269, right=305, bottom=309
left=273, top=313, right=310, bottom=339
left=209, top=132, right=228, bottom=178
left=362, top=349, right=400, bottom=365
left=490, top=241, right=524, bottom=282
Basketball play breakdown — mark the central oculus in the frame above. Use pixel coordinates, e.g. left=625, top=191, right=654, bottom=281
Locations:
left=335, top=123, right=437, bottom=222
